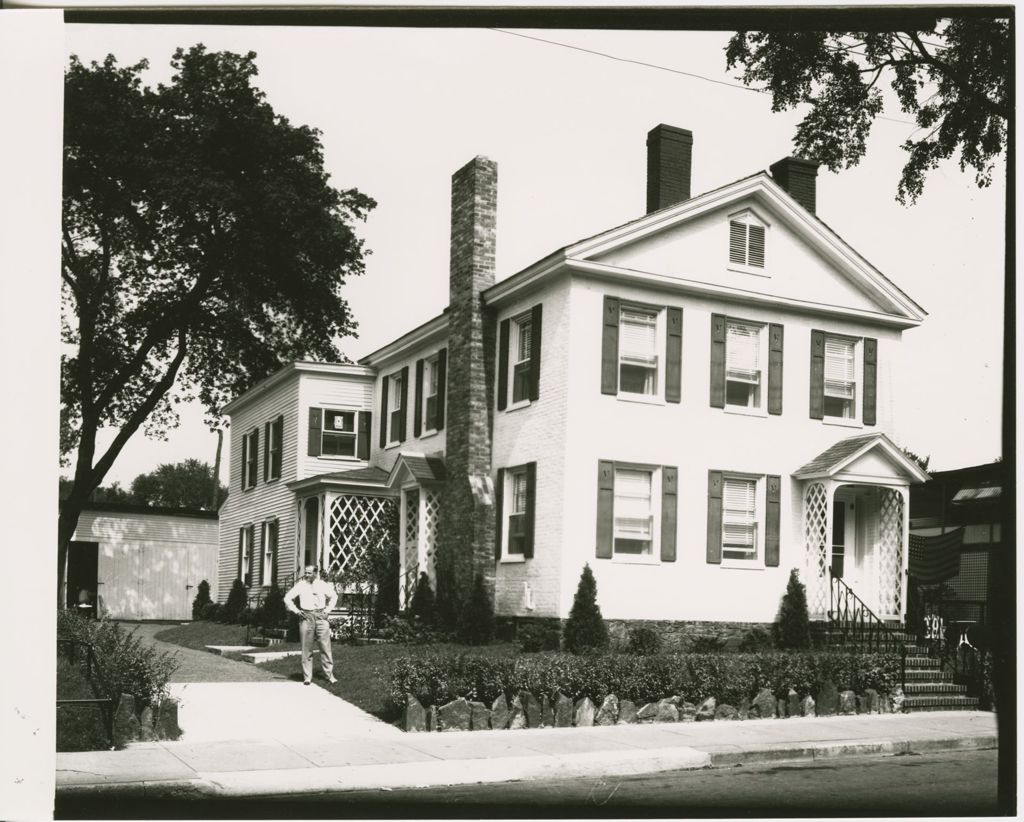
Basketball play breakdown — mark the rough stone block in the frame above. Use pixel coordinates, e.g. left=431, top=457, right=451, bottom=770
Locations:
left=714, top=704, right=739, bottom=721
left=403, top=694, right=426, bottom=732
left=864, top=688, right=880, bottom=715
left=112, top=694, right=138, bottom=748
left=695, top=697, right=716, bottom=721
left=491, top=694, right=510, bottom=730
left=553, top=693, right=573, bottom=728
left=636, top=703, right=658, bottom=723
left=890, top=687, right=905, bottom=713
left=438, top=697, right=472, bottom=731
left=138, top=706, right=155, bottom=742
left=777, top=698, right=787, bottom=718
left=800, top=695, right=816, bottom=717
left=655, top=699, right=679, bottom=723
left=751, top=688, right=776, bottom=719
left=520, top=690, right=542, bottom=728
left=617, top=699, right=638, bottom=724
left=596, top=694, right=619, bottom=726
left=469, top=700, right=490, bottom=730
left=426, top=705, right=438, bottom=732
left=574, top=696, right=596, bottom=727
left=509, top=694, right=528, bottom=729
left=737, top=698, right=750, bottom=720
left=540, top=695, right=554, bottom=728
left=786, top=689, right=801, bottom=719
left=838, top=690, right=857, bottom=715
left=816, top=680, right=839, bottom=717
left=154, top=698, right=181, bottom=741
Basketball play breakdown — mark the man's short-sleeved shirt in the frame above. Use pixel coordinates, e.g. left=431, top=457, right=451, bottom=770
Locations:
left=285, top=577, right=337, bottom=611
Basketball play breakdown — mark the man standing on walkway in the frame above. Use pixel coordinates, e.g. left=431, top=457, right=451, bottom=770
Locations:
left=285, top=565, right=338, bottom=686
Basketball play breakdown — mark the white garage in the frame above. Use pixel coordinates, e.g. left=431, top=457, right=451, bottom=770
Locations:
left=66, top=503, right=219, bottom=621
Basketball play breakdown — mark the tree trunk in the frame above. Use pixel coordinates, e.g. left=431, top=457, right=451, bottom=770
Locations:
left=210, top=428, right=223, bottom=509
left=57, top=492, right=89, bottom=609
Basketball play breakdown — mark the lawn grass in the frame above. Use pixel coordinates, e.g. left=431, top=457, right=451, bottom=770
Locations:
left=154, top=621, right=517, bottom=720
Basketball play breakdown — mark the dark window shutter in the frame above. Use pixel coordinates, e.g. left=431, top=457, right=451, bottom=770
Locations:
left=308, top=408, right=322, bottom=457
left=661, top=466, right=677, bottom=562
left=436, top=348, right=447, bottom=430
left=273, top=416, right=283, bottom=478
left=270, top=520, right=279, bottom=587
left=710, top=314, right=726, bottom=408
left=666, top=307, right=682, bottom=403
left=706, top=470, right=723, bottom=564
left=357, top=411, right=371, bottom=460
left=601, top=296, right=620, bottom=395
left=524, top=461, right=537, bottom=559
left=596, top=460, right=615, bottom=558
left=810, top=330, right=825, bottom=419
left=237, top=527, right=244, bottom=582
left=768, top=323, right=784, bottom=415
left=494, top=467, right=505, bottom=560
left=863, top=338, right=877, bottom=426
left=246, top=524, right=255, bottom=587
left=379, top=376, right=389, bottom=447
left=263, top=422, right=270, bottom=482
left=414, top=358, right=424, bottom=438
left=766, top=475, right=781, bottom=567
left=529, top=303, right=543, bottom=402
left=497, top=319, right=510, bottom=411
left=398, top=366, right=409, bottom=442
left=240, top=435, right=248, bottom=489
left=249, top=430, right=259, bottom=488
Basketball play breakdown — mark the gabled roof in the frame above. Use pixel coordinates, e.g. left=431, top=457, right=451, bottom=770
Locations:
left=287, top=465, right=392, bottom=494
left=387, top=453, right=447, bottom=487
left=793, top=432, right=931, bottom=484
left=222, top=361, right=375, bottom=416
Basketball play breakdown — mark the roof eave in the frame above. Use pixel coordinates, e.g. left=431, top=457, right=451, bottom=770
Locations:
left=359, top=312, right=449, bottom=369
left=223, top=362, right=376, bottom=416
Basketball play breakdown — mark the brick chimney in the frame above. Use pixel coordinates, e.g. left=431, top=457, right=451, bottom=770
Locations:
left=769, top=157, right=820, bottom=214
left=438, top=156, right=498, bottom=616
left=646, top=124, right=693, bottom=213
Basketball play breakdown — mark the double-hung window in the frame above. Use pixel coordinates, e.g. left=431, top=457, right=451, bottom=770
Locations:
left=261, top=520, right=277, bottom=587
left=725, top=320, right=764, bottom=409
left=497, top=463, right=536, bottom=560
left=240, top=526, right=252, bottom=586
left=613, top=467, right=655, bottom=556
left=388, top=372, right=403, bottom=445
left=242, top=430, right=259, bottom=490
left=510, top=315, right=533, bottom=406
left=266, top=416, right=283, bottom=480
left=823, top=335, right=857, bottom=420
left=423, top=355, right=440, bottom=432
left=722, top=476, right=758, bottom=562
left=323, top=410, right=357, bottom=457
left=619, top=307, right=659, bottom=396
left=506, top=469, right=529, bottom=555
left=728, top=211, right=767, bottom=270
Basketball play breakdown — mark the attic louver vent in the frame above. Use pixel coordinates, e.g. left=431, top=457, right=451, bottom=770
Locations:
left=729, top=221, right=747, bottom=265
left=748, top=225, right=765, bottom=267
left=728, top=215, right=766, bottom=269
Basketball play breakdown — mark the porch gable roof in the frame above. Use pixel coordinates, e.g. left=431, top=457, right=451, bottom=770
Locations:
left=287, top=465, right=392, bottom=494
left=387, top=452, right=447, bottom=488
left=793, top=432, right=930, bottom=484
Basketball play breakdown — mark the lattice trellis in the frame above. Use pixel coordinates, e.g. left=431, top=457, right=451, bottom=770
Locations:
left=803, top=482, right=829, bottom=616
left=422, top=489, right=441, bottom=582
left=324, top=494, right=393, bottom=579
left=876, top=488, right=904, bottom=617
left=404, top=489, right=420, bottom=570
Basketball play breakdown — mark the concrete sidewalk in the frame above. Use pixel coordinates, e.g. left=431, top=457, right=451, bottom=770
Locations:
left=56, top=710, right=996, bottom=799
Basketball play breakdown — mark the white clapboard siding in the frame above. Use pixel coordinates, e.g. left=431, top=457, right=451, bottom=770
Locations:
left=297, top=373, right=376, bottom=479
left=73, top=509, right=218, bottom=620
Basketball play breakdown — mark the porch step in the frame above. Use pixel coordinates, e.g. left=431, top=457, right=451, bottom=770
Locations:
left=905, top=669, right=954, bottom=682
left=904, top=655, right=943, bottom=669
left=902, top=694, right=980, bottom=711
left=904, top=681, right=968, bottom=695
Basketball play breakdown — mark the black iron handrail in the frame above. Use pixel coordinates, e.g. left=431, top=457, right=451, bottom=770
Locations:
left=918, top=595, right=989, bottom=701
left=57, top=637, right=115, bottom=746
left=827, top=570, right=908, bottom=690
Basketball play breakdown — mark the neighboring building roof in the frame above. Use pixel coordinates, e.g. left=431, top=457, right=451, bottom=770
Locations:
left=387, top=453, right=447, bottom=487
left=60, top=500, right=219, bottom=520
left=792, top=432, right=931, bottom=483
left=951, top=484, right=1001, bottom=503
left=222, top=361, right=375, bottom=416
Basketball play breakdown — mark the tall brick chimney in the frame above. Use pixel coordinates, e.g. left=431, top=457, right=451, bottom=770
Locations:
left=646, top=124, right=693, bottom=213
left=438, top=156, right=498, bottom=618
left=769, top=157, right=820, bottom=214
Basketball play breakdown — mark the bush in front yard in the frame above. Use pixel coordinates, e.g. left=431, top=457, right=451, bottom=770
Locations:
left=191, top=580, right=212, bottom=620
left=517, top=622, right=562, bottom=653
left=457, top=573, right=495, bottom=646
left=223, top=578, right=248, bottom=624
left=261, top=584, right=289, bottom=629
left=384, top=649, right=901, bottom=716
left=408, top=572, right=437, bottom=626
left=773, top=568, right=811, bottom=649
left=626, top=625, right=663, bottom=656
left=563, top=564, right=609, bottom=654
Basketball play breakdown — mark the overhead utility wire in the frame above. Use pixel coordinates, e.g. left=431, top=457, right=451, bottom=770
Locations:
left=490, top=28, right=920, bottom=127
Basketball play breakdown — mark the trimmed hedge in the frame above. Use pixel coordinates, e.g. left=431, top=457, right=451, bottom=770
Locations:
left=384, top=650, right=900, bottom=717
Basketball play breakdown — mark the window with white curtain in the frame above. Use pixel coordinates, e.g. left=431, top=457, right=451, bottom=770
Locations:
left=824, top=335, right=857, bottom=419
left=613, top=467, right=655, bottom=555
left=424, top=355, right=440, bottom=431
left=507, top=469, right=528, bottom=555
left=619, top=307, right=659, bottom=396
left=725, top=320, right=764, bottom=409
left=511, top=315, right=533, bottom=405
left=722, top=476, right=758, bottom=562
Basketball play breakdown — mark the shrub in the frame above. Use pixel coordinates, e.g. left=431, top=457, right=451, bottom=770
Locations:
left=223, top=578, right=248, bottom=624
left=374, top=614, right=447, bottom=644
left=191, top=580, right=212, bottom=620
left=518, top=622, right=562, bottom=653
left=261, top=584, right=289, bottom=629
left=626, top=625, right=663, bottom=656
left=56, top=655, right=110, bottom=752
left=457, top=574, right=495, bottom=646
left=57, top=610, right=179, bottom=708
left=200, top=601, right=222, bottom=622
left=690, top=634, right=727, bottom=653
left=738, top=626, right=774, bottom=652
left=774, top=568, right=811, bottom=649
left=408, top=572, right=437, bottom=626
left=562, top=564, right=609, bottom=654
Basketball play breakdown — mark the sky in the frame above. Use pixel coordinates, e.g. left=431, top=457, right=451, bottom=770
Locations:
left=63, top=22, right=1006, bottom=485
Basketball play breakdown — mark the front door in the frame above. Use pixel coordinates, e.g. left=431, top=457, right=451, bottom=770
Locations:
left=66, top=541, right=98, bottom=615
left=832, top=487, right=880, bottom=613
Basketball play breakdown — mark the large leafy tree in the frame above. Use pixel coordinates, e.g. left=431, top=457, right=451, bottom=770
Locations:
left=130, top=459, right=227, bottom=510
left=726, top=18, right=1010, bottom=202
left=60, top=45, right=375, bottom=603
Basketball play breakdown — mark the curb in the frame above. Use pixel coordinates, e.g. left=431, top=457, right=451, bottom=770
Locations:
left=706, top=734, right=998, bottom=767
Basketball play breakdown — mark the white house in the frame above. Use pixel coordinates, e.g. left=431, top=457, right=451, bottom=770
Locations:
left=216, top=124, right=929, bottom=642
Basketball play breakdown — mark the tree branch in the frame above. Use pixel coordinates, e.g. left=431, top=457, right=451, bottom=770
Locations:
left=906, top=31, right=1008, bottom=120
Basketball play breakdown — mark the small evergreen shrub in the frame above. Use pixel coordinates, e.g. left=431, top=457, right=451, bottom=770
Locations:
left=408, top=572, right=437, bottom=626
left=738, top=626, right=774, bottom=652
left=223, top=578, right=248, bottom=624
left=374, top=614, right=448, bottom=644
left=457, top=574, right=495, bottom=645
left=774, top=568, right=812, bottom=649
left=626, top=625, right=663, bottom=656
left=200, top=601, right=222, bottom=622
left=517, top=622, right=562, bottom=653
left=191, top=580, right=212, bottom=620
left=690, top=633, right=727, bottom=653
left=261, top=584, right=289, bottom=629
left=563, top=564, right=609, bottom=654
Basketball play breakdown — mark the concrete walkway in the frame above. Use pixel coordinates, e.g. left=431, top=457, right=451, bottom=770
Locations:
left=124, top=623, right=284, bottom=683
left=56, top=710, right=997, bottom=799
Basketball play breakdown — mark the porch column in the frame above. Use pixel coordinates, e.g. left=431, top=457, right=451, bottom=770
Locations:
left=417, top=487, right=429, bottom=581
left=899, top=485, right=911, bottom=621
left=319, top=492, right=332, bottom=571
left=398, top=488, right=409, bottom=605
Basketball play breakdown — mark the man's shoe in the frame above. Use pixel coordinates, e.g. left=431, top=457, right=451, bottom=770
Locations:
left=303, top=680, right=311, bottom=686
left=325, top=676, right=338, bottom=685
